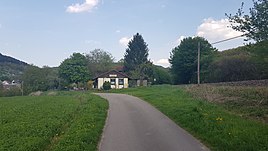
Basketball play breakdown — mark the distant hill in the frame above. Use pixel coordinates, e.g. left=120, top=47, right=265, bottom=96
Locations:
left=0, top=53, right=29, bottom=81
left=0, top=53, right=28, bottom=65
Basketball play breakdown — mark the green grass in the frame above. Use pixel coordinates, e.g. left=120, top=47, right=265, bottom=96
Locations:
left=185, top=85, right=268, bottom=123
left=0, top=91, right=108, bottom=151
left=112, top=85, right=268, bottom=151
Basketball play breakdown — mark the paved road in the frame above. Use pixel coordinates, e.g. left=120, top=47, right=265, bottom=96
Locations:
left=96, top=93, right=209, bottom=151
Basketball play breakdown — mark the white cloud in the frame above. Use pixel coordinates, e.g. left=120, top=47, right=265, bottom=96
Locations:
left=154, top=59, right=170, bottom=68
left=119, top=37, right=132, bottom=47
left=116, top=30, right=121, bottom=33
left=197, top=18, right=243, bottom=42
left=66, top=0, right=99, bottom=13
left=175, top=36, right=185, bottom=45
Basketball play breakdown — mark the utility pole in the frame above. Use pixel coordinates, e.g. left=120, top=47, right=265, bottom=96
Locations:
left=197, top=42, right=200, bottom=86
left=21, top=81, right=24, bottom=96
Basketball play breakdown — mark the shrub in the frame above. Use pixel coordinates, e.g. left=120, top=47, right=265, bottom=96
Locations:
left=0, top=86, right=22, bottom=97
left=87, top=80, right=94, bottom=90
left=103, top=81, right=111, bottom=90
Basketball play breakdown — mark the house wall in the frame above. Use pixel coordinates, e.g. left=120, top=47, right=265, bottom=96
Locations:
left=124, top=78, right=128, bottom=88
left=97, top=78, right=111, bottom=89
left=97, top=77, right=128, bottom=89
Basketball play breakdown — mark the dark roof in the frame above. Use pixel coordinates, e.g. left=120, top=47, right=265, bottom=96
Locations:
left=93, top=70, right=131, bottom=79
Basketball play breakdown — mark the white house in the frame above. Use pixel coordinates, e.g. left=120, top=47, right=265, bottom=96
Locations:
left=93, top=70, right=131, bottom=89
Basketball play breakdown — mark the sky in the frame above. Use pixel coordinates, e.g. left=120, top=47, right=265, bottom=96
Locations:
left=0, top=0, right=253, bottom=67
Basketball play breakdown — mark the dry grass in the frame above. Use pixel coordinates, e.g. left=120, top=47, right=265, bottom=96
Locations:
left=185, top=84, right=268, bottom=123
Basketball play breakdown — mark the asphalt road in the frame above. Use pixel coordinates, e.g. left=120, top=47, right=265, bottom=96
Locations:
left=96, top=93, right=209, bottom=151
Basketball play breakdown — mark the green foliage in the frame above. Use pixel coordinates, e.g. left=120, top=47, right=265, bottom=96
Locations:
left=206, top=49, right=258, bottom=82
left=129, top=62, right=154, bottom=82
left=86, top=49, right=115, bottom=77
left=0, top=86, right=21, bottom=97
left=246, top=40, right=268, bottom=79
left=0, top=53, right=28, bottom=81
left=169, top=37, right=216, bottom=84
left=0, top=62, right=28, bottom=81
left=22, top=66, right=59, bottom=94
left=113, top=85, right=268, bottom=151
left=0, top=92, right=108, bottom=151
left=226, top=0, right=268, bottom=42
left=102, top=81, right=111, bottom=90
left=152, top=66, right=171, bottom=84
left=59, top=53, right=90, bottom=86
left=124, top=33, right=149, bottom=73
left=206, top=41, right=268, bottom=82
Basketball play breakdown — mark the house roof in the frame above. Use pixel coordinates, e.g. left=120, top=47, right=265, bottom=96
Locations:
left=93, top=70, right=131, bottom=79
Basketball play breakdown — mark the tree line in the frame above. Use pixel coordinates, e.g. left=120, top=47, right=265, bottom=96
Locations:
left=1, top=0, right=267, bottom=95
left=170, top=0, right=268, bottom=84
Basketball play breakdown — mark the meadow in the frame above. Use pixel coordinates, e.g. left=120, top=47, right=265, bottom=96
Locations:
left=0, top=91, right=108, bottom=151
left=185, top=84, right=268, bottom=124
left=113, top=85, right=268, bottom=151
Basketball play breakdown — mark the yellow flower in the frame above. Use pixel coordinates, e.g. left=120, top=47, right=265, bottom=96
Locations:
left=216, top=117, right=223, bottom=121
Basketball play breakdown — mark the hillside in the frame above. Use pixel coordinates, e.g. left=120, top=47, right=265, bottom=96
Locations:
left=0, top=53, right=28, bottom=81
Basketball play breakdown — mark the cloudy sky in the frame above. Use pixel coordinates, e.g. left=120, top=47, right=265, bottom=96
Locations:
left=0, top=0, right=252, bottom=67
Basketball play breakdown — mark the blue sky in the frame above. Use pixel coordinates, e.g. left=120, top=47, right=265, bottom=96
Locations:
left=0, top=0, right=253, bottom=67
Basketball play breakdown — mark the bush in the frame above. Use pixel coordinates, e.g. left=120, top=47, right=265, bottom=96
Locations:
left=0, top=86, right=22, bottom=97
left=87, top=80, right=94, bottom=90
left=103, top=81, right=111, bottom=90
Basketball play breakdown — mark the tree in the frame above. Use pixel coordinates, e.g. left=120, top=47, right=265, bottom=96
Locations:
left=207, top=54, right=258, bottom=82
left=86, top=49, right=114, bottom=77
left=124, top=33, right=149, bottom=73
left=226, top=0, right=268, bottom=42
left=152, top=66, right=172, bottom=85
left=129, top=62, right=154, bottom=83
left=169, top=37, right=216, bottom=84
left=206, top=41, right=268, bottom=82
left=59, top=53, right=90, bottom=86
left=21, top=65, right=59, bottom=94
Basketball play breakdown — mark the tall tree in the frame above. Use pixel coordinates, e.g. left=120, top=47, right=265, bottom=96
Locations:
left=124, top=33, right=149, bottom=73
left=86, top=49, right=114, bottom=77
left=59, top=53, right=90, bottom=85
left=169, top=37, right=216, bottom=84
left=226, top=0, right=268, bottom=42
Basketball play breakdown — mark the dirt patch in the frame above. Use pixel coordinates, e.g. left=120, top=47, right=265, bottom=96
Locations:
left=47, top=91, right=57, bottom=96
left=29, top=91, right=43, bottom=96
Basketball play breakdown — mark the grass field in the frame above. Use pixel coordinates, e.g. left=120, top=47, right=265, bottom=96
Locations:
left=185, top=84, right=268, bottom=123
left=112, top=85, right=268, bottom=151
left=0, top=91, right=108, bottom=151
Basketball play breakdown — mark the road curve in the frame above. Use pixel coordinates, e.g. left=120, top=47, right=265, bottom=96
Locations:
left=96, top=93, right=209, bottom=151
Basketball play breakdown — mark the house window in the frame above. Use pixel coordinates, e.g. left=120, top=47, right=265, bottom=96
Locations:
left=119, top=79, right=124, bottom=85
left=110, top=79, right=116, bottom=85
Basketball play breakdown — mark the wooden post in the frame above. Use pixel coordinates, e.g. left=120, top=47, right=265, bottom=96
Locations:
left=197, top=42, right=200, bottom=86
left=21, top=81, right=24, bottom=96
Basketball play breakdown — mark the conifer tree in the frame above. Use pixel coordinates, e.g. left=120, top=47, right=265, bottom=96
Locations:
left=124, top=33, right=149, bottom=73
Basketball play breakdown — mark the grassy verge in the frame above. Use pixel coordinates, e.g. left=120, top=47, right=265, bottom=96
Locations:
left=112, top=85, right=268, bottom=151
left=0, top=91, right=108, bottom=151
left=185, top=85, right=268, bottom=123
